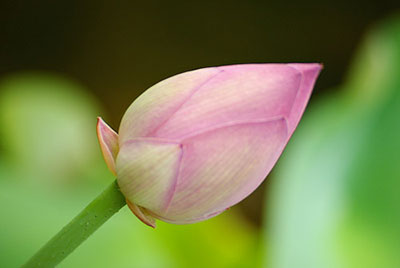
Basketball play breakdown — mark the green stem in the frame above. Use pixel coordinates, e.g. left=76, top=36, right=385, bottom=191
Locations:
left=22, top=180, right=126, bottom=267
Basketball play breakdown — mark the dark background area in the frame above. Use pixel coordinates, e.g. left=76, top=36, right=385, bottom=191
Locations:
left=1, top=0, right=398, bottom=226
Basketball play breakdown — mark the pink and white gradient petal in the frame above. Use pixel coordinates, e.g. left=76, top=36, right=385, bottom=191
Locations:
left=116, top=139, right=183, bottom=214
left=155, top=118, right=288, bottom=224
left=150, top=64, right=303, bottom=140
left=118, top=68, right=220, bottom=143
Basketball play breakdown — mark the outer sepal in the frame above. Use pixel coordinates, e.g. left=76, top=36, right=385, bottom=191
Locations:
left=96, top=117, right=119, bottom=175
left=126, top=200, right=156, bottom=228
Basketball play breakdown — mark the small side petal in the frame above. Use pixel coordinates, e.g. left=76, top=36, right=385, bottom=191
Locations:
left=97, top=117, right=119, bottom=175
left=126, top=199, right=156, bottom=228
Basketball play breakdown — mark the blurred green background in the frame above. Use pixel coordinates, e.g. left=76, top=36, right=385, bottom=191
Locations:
left=0, top=2, right=399, bottom=267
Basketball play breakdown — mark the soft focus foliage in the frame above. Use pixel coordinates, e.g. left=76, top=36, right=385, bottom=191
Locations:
left=1, top=13, right=399, bottom=268
left=0, top=73, right=104, bottom=184
left=265, top=13, right=400, bottom=268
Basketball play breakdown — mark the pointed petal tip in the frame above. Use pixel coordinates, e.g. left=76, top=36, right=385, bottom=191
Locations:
left=285, top=63, right=322, bottom=133
left=288, top=63, right=323, bottom=74
left=96, top=117, right=119, bottom=175
left=287, top=63, right=323, bottom=90
left=126, top=199, right=157, bottom=228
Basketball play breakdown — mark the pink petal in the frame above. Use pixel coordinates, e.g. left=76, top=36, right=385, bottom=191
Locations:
left=118, top=67, right=221, bottom=143
left=151, top=64, right=302, bottom=140
left=96, top=117, right=119, bottom=175
left=153, top=118, right=288, bottom=224
left=116, top=138, right=183, bottom=214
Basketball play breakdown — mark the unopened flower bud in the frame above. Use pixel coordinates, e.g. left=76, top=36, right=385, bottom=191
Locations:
left=97, top=64, right=322, bottom=227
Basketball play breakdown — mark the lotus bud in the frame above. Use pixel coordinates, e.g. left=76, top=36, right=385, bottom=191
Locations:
left=97, top=64, right=322, bottom=227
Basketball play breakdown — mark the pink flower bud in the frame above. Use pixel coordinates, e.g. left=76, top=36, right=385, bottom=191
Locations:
left=97, top=64, right=322, bottom=227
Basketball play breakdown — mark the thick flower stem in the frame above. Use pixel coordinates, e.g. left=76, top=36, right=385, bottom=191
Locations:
left=22, top=180, right=126, bottom=268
